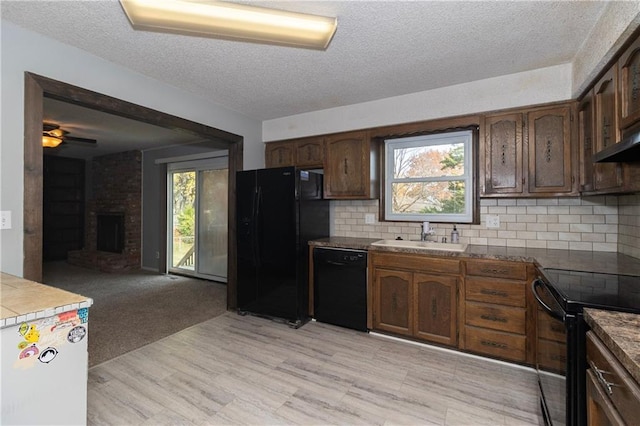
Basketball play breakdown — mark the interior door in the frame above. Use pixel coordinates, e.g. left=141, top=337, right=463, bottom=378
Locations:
left=168, top=157, right=228, bottom=281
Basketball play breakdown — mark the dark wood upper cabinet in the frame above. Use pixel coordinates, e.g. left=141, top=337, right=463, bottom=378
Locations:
left=527, top=104, right=576, bottom=195
left=593, top=68, right=623, bottom=192
left=324, top=130, right=377, bottom=199
left=578, top=93, right=595, bottom=193
left=619, top=35, right=640, bottom=131
left=481, top=112, right=524, bottom=195
left=481, top=102, right=577, bottom=197
left=265, top=141, right=295, bottom=168
left=295, top=137, right=324, bottom=168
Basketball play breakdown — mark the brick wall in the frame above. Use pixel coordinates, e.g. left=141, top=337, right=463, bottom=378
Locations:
left=68, top=150, right=142, bottom=272
left=332, top=195, right=639, bottom=257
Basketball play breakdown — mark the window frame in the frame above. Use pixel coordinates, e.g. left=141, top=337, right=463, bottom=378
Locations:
left=382, top=128, right=478, bottom=223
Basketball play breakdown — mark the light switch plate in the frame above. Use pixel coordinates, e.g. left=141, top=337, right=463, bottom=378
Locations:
left=486, top=214, right=500, bottom=229
left=364, top=213, right=375, bottom=224
left=1, top=211, right=11, bottom=229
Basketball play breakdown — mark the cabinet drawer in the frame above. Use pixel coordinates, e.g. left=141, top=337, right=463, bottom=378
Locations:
left=466, top=259, right=528, bottom=280
left=371, top=252, right=460, bottom=274
left=465, top=302, right=525, bottom=334
left=587, top=331, right=640, bottom=424
left=537, top=338, right=566, bottom=374
left=465, top=277, right=525, bottom=307
left=537, top=306, right=566, bottom=342
left=464, top=326, right=526, bottom=362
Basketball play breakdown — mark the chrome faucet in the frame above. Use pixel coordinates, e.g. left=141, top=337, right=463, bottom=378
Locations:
left=420, top=222, right=435, bottom=241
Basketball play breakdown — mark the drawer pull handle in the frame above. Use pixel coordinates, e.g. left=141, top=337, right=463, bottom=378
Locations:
left=590, top=361, right=619, bottom=396
left=480, top=289, right=508, bottom=297
left=480, top=268, right=509, bottom=275
left=480, top=314, right=507, bottom=323
left=480, top=340, right=507, bottom=349
left=550, top=324, right=564, bottom=333
left=550, top=354, right=566, bottom=363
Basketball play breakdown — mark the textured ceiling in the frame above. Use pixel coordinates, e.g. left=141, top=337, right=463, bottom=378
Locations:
left=3, top=0, right=609, bottom=122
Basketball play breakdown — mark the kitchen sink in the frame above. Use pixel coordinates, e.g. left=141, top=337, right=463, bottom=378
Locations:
left=370, top=239, right=468, bottom=252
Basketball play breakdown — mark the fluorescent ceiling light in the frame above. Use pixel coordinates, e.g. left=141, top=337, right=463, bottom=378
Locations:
left=119, top=0, right=337, bottom=50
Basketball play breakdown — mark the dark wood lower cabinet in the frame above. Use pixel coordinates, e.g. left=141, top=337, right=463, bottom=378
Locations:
left=373, top=268, right=413, bottom=337
left=368, top=253, right=537, bottom=365
left=415, top=274, right=457, bottom=346
left=586, top=331, right=640, bottom=426
left=371, top=253, right=459, bottom=347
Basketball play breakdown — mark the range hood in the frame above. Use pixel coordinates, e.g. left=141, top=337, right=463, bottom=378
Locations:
left=593, top=130, right=640, bottom=162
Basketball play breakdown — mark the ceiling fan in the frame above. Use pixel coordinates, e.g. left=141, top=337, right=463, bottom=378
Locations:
left=42, top=122, right=97, bottom=148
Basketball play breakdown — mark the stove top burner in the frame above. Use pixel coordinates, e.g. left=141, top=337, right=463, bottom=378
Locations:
left=541, top=268, right=640, bottom=314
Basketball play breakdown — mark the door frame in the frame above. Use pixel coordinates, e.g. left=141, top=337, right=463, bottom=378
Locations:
left=23, top=72, right=242, bottom=309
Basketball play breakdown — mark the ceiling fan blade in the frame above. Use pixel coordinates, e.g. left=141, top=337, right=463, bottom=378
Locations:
left=43, top=122, right=60, bottom=132
left=63, top=136, right=98, bottom=144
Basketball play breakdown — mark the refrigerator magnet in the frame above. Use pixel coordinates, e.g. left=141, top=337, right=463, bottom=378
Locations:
left=67, top=326, right=87, bottom=343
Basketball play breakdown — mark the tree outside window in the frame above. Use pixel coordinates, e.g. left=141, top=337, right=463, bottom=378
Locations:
left=384, top=130, right=475, bottom=223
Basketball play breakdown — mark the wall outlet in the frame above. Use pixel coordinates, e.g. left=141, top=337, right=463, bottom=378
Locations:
left=486, top=214, right=500, bottom=229
left=1, top=211, right=11, bottom=229
left=156, top=251, right=160, bottom=259
left=364, top=213, right=375, bottom=224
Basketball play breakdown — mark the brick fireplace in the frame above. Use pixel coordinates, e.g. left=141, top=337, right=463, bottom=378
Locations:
left=68, top=150, right=142, bottom=272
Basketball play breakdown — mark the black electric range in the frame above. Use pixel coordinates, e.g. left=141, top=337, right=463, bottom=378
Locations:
left=542, top=268, right=640, bottom=313
left=533, top=268, right=640, bottom=426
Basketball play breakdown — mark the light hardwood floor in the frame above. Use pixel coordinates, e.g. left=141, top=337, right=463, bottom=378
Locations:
left=88, top=313, right=541, bottom=425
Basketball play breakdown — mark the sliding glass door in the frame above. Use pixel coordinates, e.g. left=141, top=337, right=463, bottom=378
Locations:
left=168, top=157, right=228, bottom=282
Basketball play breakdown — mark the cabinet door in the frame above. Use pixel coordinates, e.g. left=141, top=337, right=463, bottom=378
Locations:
left=324, top=131, right=370, bottom=198
left=373, top=268, right=413, bottom=336
left=619, top=35, right=640, bottom=130
left=586, top=369, right=625, bottom=426
left=579, top=93, right=595, bottom=192
left=265, top=142, right=295, bottom=168
left=593, top=67, right=623, bottom=191
left=482, top=112, right=524, bottom=195
left=295, top=137, right=324, bottom=167
left=527, top=105, right=575, bottom=194
left=414, top=273, right=457, bottom=346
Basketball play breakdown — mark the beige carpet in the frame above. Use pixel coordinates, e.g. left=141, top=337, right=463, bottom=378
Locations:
left=43, top=262, right=228, bottom=367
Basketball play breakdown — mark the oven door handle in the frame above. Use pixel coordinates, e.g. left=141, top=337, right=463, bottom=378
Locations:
left=531, top=278, right=565, bottom=322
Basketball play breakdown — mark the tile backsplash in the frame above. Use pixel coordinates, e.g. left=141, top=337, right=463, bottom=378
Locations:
left=331, top=195, right=640, bottom=258
left=619, top=194, right=640, bottom=259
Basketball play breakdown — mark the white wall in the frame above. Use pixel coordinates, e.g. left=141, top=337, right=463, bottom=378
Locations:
left=263, top=3, right=639, bottom=143
left=0, top=21, right=263, bottom=276
left=262, top=64, right=573, bottom=141
left=571, top=1, right=640, bottom=98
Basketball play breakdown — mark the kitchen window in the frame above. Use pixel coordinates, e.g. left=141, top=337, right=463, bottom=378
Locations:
left=383, top=129, right=477, bottom=223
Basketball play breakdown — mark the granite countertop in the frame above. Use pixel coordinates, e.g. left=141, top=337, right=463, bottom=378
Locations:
left=309, top=237, right=640, bottom=275
left=310, top=237, right=382, bottom=250
left=1, top=272, right=93, bottom=328
left=584, top=308, right=640, bottom=384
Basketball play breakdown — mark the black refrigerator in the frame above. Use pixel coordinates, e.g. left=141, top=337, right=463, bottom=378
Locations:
left=236, top=167, right=329, bottom=327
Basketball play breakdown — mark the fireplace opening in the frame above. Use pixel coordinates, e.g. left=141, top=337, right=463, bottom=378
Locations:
left=97, top=213, right=125, bottom=253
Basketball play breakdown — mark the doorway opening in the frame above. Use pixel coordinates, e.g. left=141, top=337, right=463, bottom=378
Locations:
left=168, top=157, right=228, bottom=282
left=24, top=72, right=243, bottom=309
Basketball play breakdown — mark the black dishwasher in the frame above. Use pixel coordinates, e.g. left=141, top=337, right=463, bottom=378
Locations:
left=313, top=247, right=368, bottom=332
